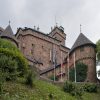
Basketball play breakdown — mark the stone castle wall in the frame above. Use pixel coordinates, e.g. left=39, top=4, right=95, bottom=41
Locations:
left=67, top=45, right=96, bottom=82
left=17, top=28, right=69, bottom=70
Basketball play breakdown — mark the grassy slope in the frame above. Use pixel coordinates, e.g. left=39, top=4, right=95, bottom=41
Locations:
left=82, top=92, right=100, bottom=100
left=1, top=80, right=75, bottom=100
left=1, top=80, right=100, bottom=100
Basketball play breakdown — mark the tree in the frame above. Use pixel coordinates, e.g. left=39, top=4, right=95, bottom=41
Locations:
left=96, top=39, right=100, bottom=61
left=98, top=70, right=100, bottom=77
left=0, top=39, right=28, bottom=80
left=69, top=62, right=88, bottom=82
left=0, top=55, right=18, bottom=81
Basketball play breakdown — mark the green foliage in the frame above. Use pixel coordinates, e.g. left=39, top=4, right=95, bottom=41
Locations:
left=63, top=81, right=75, bottom=93
left=0, top=55, right=18, bottom=81
left=69, top=67, right=75, bottom=82
left=48, top=93, right=53, bottom=99
left=96, top=39, right=100, bottom=61
left=0, top=80, right=100, bottom=100
left=83, top=83, right=97, bottom=93
left=69, top=62, right=88, bottom=82
left=0, top=39, right=19, bottom=52
left=63, top=81, right=84, bottom=99
left=0, top=39, right=28, bottom=78
left=0, top=80, right=76, bottom=100
left=0, top=39, right=29, bottom=94
left=0, top=70, right=6, bottom=94
left=49, top=75, right=59, bottom=81
left=98, top=70, right=100, bottom=77
left=73, top=85, right=84, bottom=100
left=25, top=70, right=36, bottom=87
left=0, top=48, right=28, bottom=76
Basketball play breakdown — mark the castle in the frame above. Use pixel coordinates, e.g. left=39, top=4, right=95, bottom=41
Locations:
left=0, top=24, right=97, bottom=82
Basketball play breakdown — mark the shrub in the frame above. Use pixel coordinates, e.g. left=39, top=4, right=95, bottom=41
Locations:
left=96, top=39, right=100, bottom=61
left=83, top=83, right=97, bottom=93
left=0, top=39, right=28, bottom=79
left=69, top=68, right=75, bottom=82
left=0, top=39, right=20, bottom=52
left=0, top=55, right=18, bottom=81
left=63, top=81, right=84, bottom=99
left=49, top=93, right=53, bottom=99
left=49, top=75, right=58, bottom=81
left=0, top=70, right=6, bottom=94
left=73, top=85, right=84, bottom=100
left=0, top=48, right=28, bottom=76
left=63, top=81, right=75, bottom=93
left=25, top=70, right=35, bottom=87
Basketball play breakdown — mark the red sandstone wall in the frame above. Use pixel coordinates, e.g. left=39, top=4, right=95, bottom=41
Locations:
left=66, top=45, right=96, bottom=82
left=17, top=29, right=69, bottom=71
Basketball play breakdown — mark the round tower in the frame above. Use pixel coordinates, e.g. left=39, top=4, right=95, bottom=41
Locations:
left=69, top=33, right=97, bottom=82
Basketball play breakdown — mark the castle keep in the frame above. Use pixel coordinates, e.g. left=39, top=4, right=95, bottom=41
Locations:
left=0, top=24, right=97, bottom=82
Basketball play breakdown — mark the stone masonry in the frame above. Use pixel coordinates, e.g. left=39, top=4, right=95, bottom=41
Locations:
left=0, top=25, right=97, bottom=82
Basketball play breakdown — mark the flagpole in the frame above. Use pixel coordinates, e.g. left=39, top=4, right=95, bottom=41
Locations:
left=74, top=52, right=76, bottom=83
left=67, top=52, right=69, bottom=81
left=54, top=45, right=56, bottom=82
left=61, top=51, right=63, bottom=81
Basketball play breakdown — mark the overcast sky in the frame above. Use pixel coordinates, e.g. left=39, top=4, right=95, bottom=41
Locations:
left=0, top=0, right=100, bottom=48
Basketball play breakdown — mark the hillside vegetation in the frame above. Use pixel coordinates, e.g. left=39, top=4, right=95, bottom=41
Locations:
left=1, top=80, right=75, bottom=100
left=0, top=80, right=100, bottom=100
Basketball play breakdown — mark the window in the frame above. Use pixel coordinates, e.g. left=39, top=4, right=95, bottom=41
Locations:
left=80, top=47, right=84, bottom=52
left=32, top=44, right=35, bottom=48
left=49, top=49, right=52, bottom=61
left=22, top=43, right=25, bottom=54
left=31, top=44, right=35, bottom=54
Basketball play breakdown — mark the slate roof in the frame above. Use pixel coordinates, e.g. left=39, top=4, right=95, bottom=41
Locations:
left=70, top=33, right=96, bottom=54
left=25, top=55, right=43, bottom=65
left=40, top=61, right=67, bottom=75
left=4, top=25, right=14, bottom=35
left=40, top=64, right=61, bottom=75
left=0, top=25, right=19, bottom=45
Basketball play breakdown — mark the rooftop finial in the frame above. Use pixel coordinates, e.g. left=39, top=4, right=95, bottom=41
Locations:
left=34, top=26, right=36, bottom=30
left=56, top=22, right=58, bottom=27
left=9, top=20, right=11, bottom=25
left=80, top=24, right=82, bottom=33
left=55, top=15, right=58, bottom=27
left=37, top=25, right=40, bottom=31
left=51, top=27, right=53, bottom=31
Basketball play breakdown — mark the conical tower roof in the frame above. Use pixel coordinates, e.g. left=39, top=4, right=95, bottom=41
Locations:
left=0, top=25, right=19, bottom=46
left=4, top=25, right=14, bottom=35
left=70, top=33, right=95, bottom=53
